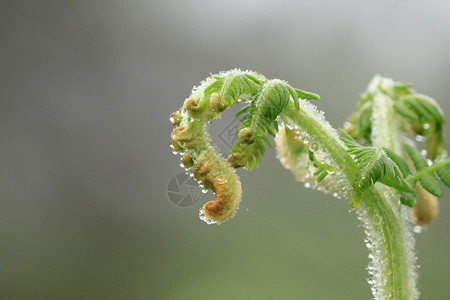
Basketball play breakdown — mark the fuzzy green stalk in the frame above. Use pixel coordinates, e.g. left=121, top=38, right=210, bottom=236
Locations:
left=281, top=89, right=418, bottom=299
left=355, top=78, right=418, bottom=299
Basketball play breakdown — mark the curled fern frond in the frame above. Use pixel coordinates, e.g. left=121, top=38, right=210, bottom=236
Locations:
left=170, top=94, right=242, bottom=224
left=395, top=94, right=444, bottom=124
left=228, top=79, right=318, bottom=170
left=351, top=76, right=445, bottom=160
left=347, top=96, right=374, bottom=143
left=170, top=70, right=320, bottom=222
left=394, top=94, right=445, bottom=160
left=340, top=129, right=413, bottom=194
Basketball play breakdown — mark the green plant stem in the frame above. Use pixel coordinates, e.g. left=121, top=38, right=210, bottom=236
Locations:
left=280, top=101, right=358, bottom=183
left=357, top=82, right=418, bottom=299
left=358, top=187, right=417, bottom=299
left=281, top=90, right=418, bottom=299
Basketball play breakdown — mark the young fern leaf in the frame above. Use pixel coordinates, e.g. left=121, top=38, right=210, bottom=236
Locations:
left=244, top=79, right=300, bottom=131
left=381, top=147, right=417, bottom=207
left=435, top=151, right=450, bottom=188
left=399, top=192, right=417, bottom=207
left=308, top=150, right=334, bottom=183
left=357, top=101, right=374, bottom=143
left=404, top=143, right=449, bottom=197
left=394, top=101, right=419, bottom=120
left=295, top=88, right=321, bottom=101
left=170, top=69, right=320, bottom=222
left=228, top=79, right=318, bottom=170
left=339, top=129, right=413, bottom=194
left=382, top=147, right=411, bottom=177
left=398, top=94, right=444, bottom=124
left=393, top=93, right=445, bottom=160
left=169, top=72, right=447, bottom=300
left=351, top=77, right=445, bottom=160
left=203, top=70, right=265, bottom=106
left=436, top=166, right=450, bottom=189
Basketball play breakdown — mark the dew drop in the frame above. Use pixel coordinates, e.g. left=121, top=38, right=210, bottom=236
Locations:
left=172, top=151, right=178, bottom=155
left=325, top=164, right=335, bottom=174
left=169, top=116, right=174, bottom=123
left=423, top=123, right=430, bottom=130
left=304, top=182, right=311, bottom=188
left=415, top=135, right=425, bottom=142
left=199, top=208, right=218, bottom=225
left=202, top=189, right=208, bottom=194
left=309, top=143, right=319, bottom=152
left=413, top=225, right=422, bottom=234
left=217, top=176, right=227, bottom=184
left=343, top=121, right=352, bottom=131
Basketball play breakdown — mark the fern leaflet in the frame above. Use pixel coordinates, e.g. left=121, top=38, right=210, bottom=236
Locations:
left=404, top=144, right=450, bottom=197
left=340, top=129, right=413, bottom=193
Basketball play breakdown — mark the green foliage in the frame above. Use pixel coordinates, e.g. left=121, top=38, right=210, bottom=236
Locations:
left=204, top=71, right=265, bottom=106
left=171, top=71, right=448, bottom=300
left=340, top=129, right=413, bottom=195
left=435, top=152, right=450, bottom=187
left=399, top=192, right=417, bottom=207
left=198, top=70, right=320, bottom=170
left=295, top=88, right=320, bottom=101
left=308, top=150, right=334, bottom=183
left=382, top=147, right=411, bottom=177
left=350, top=78, right=445, bottom=159
left=404, top=144, right=450, bottom=197
left=394, top=94, right=444, bottom=124
left=356, top=101, right=373, bottom=143
left=395, top=94, right=445, bottom=160
left=240, top=79, right=300, bottom=133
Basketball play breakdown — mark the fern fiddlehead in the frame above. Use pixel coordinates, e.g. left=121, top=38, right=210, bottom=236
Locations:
left=170, top=69, right=320, bottom=223
left=169, top=70, right=449, bottom=299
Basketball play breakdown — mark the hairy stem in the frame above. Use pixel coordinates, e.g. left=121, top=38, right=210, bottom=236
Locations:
left=357, top=187, right=417, bottom=299
left=357, top=77, right=418, bottom=299
left=280, top=100, right=358, bottom=183
left=281, top=91, right=418, bottom=298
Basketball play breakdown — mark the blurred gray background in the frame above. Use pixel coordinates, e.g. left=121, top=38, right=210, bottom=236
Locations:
left=1, top=1, right=449, bottom=299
